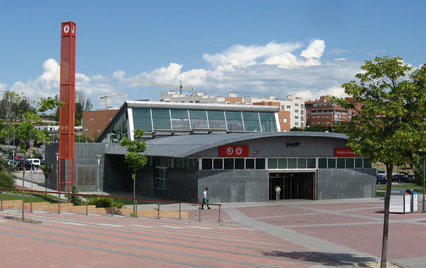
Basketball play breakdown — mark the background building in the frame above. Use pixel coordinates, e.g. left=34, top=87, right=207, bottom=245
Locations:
left=82, top=109, right=119, bottom=141
left=305, top=96, right=358, bottom=129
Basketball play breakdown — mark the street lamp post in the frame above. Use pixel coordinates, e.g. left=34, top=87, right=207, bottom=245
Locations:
left=13, top=127, right=19, bottom=161
left=96, top=155, right=102, bottom=196
left=56, top=152, right=60, bottom=214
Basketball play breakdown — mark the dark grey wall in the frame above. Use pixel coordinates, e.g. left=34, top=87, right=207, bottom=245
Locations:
left=197, top=169, right=269, bottom=203
left=317, top=169, right=376, bottom=200
left=45, top=142, right=120, bottom=192
left=193, top=136, right=349, bottom=158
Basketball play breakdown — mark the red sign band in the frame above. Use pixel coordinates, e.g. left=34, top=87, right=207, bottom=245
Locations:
left=219, top=145, right=249, bottom=157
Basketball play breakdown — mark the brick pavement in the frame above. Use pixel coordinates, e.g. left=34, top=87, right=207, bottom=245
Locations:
left=0, top=198, right=425, bottom=267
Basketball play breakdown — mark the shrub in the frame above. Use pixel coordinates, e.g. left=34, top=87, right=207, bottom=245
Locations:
left=88, top=197, right=123, bottom=209
left=66, top=185, right=82, bottom=206
left=0, top=170, right=15, bottom=189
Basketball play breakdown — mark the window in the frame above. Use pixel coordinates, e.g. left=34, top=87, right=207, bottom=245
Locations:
left=307, top=158, right=316, bottom=168
left=225, top=111, right=244, bottom=132
left=355, top=158, right=363, bottom=168
left=288, top=158, right=297, bottom=169
left=133, top=108, right=152, bottom=132
left=235, top=158, right=245, bottom=169
left=224, top=158, right=234, bottom=169
left=189, top=110, right=208, bottom=129
left=152, top=109, right=171, bottom=130
left=213, top=158, right=223, bottom=169
left=364, top=158, right=371, bottom=168
left=242, top=111, right=261, bottom=132
left=202, top=158, right=212, bottom=169
left=297, top=158, right=307, bottom=168
left=246, top=158, right=255, bottom=169
left=346, top=158, right=354, bottom=168
left=286, top=105, right=291, bottom=109
left=170, top=109, right=190, bottom=130
left=295, top=103, right=299, bottom=106
left=259, top=112, right=277, bottom=132
left=155, top=167, right=167, bottom=189
left=283, top=118, right=288, bottom=123
left=256, top=158, right=265, bottom=169
left=328, top=158, right=336, bottom=168
left=278, top=158, right=287, bottom=169
left=268, top=158, right=278, bottom=169
left=337, top=158, right=345, bottom=168
left=208, top=110, right=226, bottom=129
left=319, top=158, right=327, bottom=168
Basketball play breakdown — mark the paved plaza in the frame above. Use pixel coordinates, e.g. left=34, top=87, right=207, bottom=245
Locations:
left=1, top=195, right=425, bottom=268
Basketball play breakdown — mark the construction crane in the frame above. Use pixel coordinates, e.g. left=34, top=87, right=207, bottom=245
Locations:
left=99, top=93, right=127, bottom=109
left=134, top=80, right=195, bottom=94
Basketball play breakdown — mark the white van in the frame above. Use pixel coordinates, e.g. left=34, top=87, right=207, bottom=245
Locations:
left=26, top=158, right=41, bottom=169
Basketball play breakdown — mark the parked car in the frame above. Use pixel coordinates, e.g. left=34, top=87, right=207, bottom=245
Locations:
left=25, top=158, right=41, bottom=170
left=407, top=174, right=415, bottom=182
left=392, top=174, right=407, bottom=182
left=376, top=174, right=387, bottom=184
left=377, top=170, right=386, bottom=176
left=15, top=159, right=25, bottom=170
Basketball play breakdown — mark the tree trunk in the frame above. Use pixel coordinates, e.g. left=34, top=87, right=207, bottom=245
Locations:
left=380, top=163, right=393, bottom=268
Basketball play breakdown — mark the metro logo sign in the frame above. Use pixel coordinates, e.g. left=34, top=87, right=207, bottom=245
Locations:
left=334, top=148, right=356, bottom=157
left=61, top=21, right=76, bottom=37
left=219, top=145, right=249, bottom=157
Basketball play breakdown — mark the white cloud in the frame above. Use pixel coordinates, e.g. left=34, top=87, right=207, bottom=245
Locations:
left=1, top=40, right=363, bottom=109
left=300, top=40, right=325, bottom=59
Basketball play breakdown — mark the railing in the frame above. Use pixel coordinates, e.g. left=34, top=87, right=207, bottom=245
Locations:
left=0, top=187, right=222, bottom=222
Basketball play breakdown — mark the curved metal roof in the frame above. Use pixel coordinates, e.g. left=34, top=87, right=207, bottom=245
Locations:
left=107, top=131, right=348, bottom=158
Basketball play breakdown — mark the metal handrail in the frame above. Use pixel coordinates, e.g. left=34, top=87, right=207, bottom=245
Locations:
left=0, top=187, right=222, bottom=222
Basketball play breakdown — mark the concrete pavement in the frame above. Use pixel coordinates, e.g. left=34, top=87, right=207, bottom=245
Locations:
left=3, top=173, right=426, bottom=267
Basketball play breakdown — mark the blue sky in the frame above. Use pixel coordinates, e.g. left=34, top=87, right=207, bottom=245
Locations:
left=1, top=0, right=425, bottom=109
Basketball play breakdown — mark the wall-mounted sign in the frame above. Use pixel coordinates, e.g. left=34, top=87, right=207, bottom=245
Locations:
left=334, top=148, right=356, bottom=157
left=286, top=142, right=300, bottom=147
left=219, top=145, right=249, bottom=157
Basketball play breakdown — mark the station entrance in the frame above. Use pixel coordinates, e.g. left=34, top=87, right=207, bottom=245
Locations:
left=269, top=172, right=315, bottom=200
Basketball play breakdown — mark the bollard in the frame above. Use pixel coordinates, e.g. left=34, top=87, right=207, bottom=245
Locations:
left=58, top=192, right=61, bottom=214
left=218, top=205, right=221, bottom=222
left=157, top=203, right=160, bottom=219
left=111, top=198, right=114, bottom=217
left=86, top=200, right=88, bottom=215
left=198, top=203, right=201, bottom=221
left=179, top=203, right=181, bottom=220
left=0, top=190, right=3, bottom=211
left=30, top=191, right=33, bottom=213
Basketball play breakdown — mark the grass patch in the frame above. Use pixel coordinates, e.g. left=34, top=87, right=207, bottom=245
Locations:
left=376, top=184, right=424, bottom=194
left=0, top=191, right=58, bottom=203
left=115, top=198, right=149, bottom=205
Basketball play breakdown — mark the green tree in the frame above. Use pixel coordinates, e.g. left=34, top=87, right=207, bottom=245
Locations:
left=119, top=128, right=148, bottom=215
left=332, top=56, right=426, bottom=268
left=0, top=170, right=15, bottom=188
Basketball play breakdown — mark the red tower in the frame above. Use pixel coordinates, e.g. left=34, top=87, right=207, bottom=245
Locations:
left=58, top=21, right=76, bottom=193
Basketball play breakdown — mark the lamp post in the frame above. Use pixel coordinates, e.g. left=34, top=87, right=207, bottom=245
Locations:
left=13, top=127, right=19, bottom=161
left=423, top=158, right=425, bottom=213
left=56, top=152, right=60, bottom=214
left=96, top=155, right=102, bottom=196
left=29, top=133, right=33, bottom=213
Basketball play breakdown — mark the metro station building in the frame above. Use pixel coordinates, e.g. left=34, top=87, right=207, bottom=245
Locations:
left=46, top=101, right=376, bottom=203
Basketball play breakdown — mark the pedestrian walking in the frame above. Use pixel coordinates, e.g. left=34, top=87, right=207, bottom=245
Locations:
left=275, top=185, right=281, bottom=201
left=201, top=187, right=210, bottom=209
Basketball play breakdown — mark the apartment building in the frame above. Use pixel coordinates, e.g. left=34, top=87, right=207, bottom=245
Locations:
left=305, top=96, right=358, bottom=128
